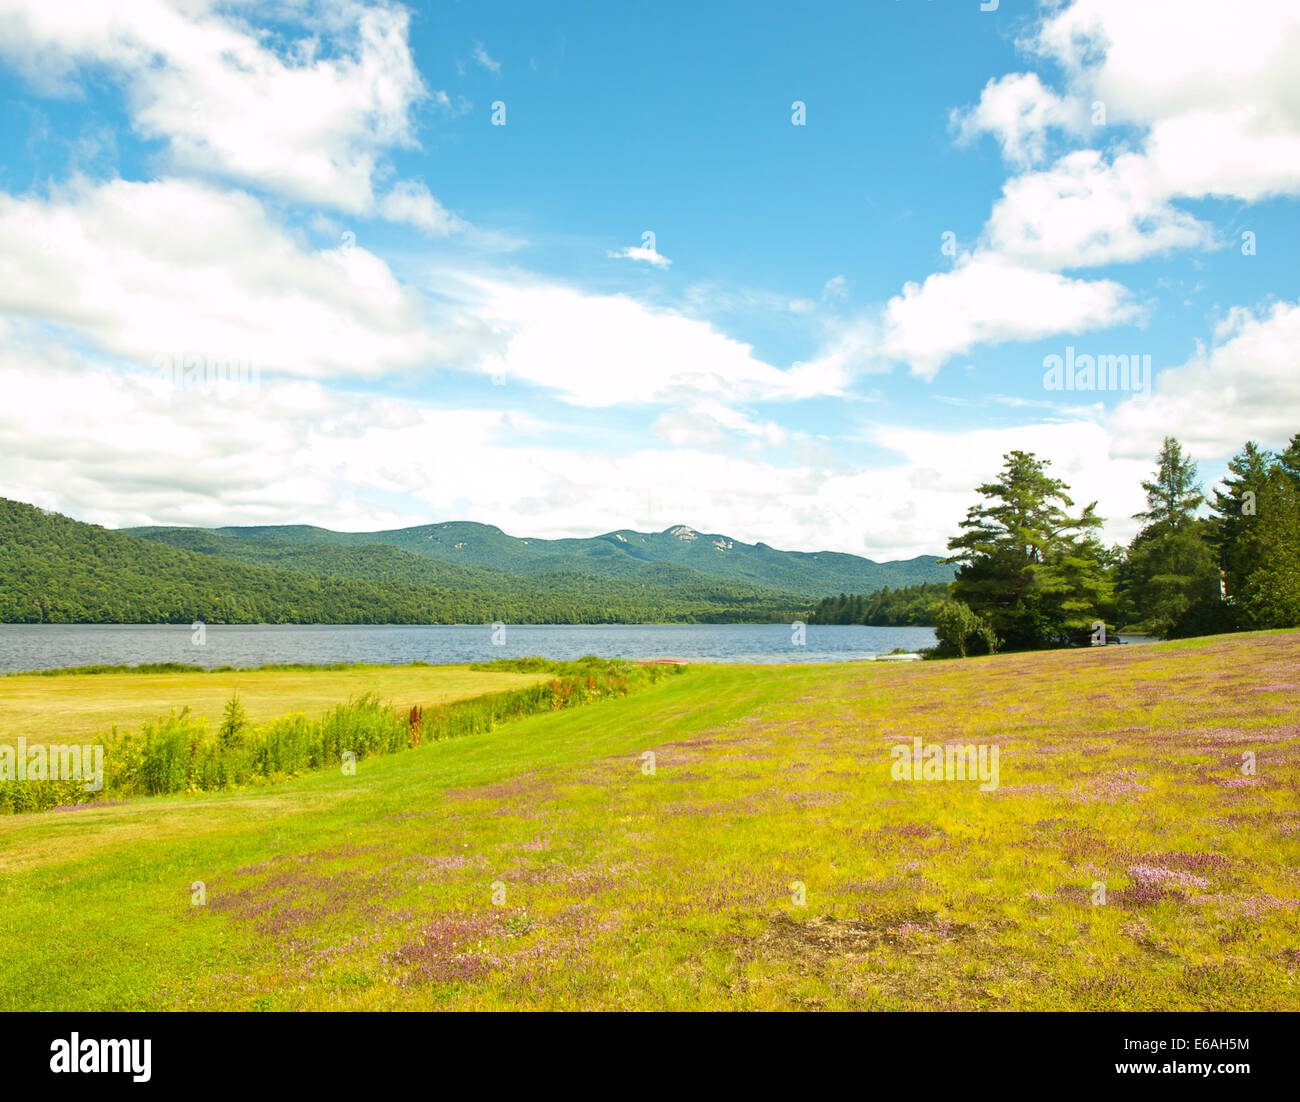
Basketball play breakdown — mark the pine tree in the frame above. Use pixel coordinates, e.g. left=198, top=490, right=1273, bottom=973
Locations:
left=1125, top=437, right=1220, bottom=637
left=1035, top=528, right=1115, bottom=641
left=1136, top=437, right=1203, bottom=532
left=1209, top=440, right=1274, bottom=598
left=945, top=451, right=1106, bottom=649
left=1235, top=451, right=1300, bottom=629
left=1279, top=433, right=1300, bottom=483
left=218, top=693, right=248, bottom=750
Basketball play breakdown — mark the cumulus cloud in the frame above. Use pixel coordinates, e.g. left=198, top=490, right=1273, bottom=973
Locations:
left=951, top=72, right=1087, bottom=167
left=1109, top=299, right=1300, bottom=460
left=377, top=180, right=467, bottom=236
left=0, top=334, right=843, bottom=551
left=983, top=150, right=1214, bottom=270
left=0, top=177, right=487, bottom=379
left=825, top=0, right=1300, bottom=380
left=458, top=277, right=844, bottom=406
left=651, top=400, right=791, bottom=450
left=0, top=173, right=845, bottom=413
left=0, top=0, right=452, bottom=229
left=877, top=256, right=1138, bottom=380
left=1027, top=0, right=1300, bottom=201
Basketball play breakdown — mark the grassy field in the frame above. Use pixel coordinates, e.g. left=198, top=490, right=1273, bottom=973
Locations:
left=1, top=631, right=1298, bottom=1010
left=0, top=664, right=548, bottom=747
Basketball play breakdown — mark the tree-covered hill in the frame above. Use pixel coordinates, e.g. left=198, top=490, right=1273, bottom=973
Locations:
left=0, top=498, right=809, bottom=624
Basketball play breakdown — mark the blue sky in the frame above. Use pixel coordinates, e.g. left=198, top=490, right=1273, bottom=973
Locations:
left=1, top=0, right=1297, bottom=558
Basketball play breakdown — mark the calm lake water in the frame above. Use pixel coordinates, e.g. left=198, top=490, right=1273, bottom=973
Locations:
left=0, top=623, right=939, bottom=672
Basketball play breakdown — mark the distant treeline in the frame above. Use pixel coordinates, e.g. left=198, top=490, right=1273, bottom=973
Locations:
left=807, top=582, right=950, bottom=626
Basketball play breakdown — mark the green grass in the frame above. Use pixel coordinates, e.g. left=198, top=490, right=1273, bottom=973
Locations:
left=1, top=631, right=1298, bottom=1010
left=0, top=663, right=547, bottom=748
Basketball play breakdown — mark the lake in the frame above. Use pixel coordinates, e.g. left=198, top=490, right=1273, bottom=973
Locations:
left=0, top=623, right=939, bottom=672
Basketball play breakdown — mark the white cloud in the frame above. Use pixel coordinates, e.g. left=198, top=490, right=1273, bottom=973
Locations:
left=377, top=180, right=466, bottom=236
left=1109, top=298, right=1300, bottom=461
left=460, top=277, right=844, bottom=406
left=0, top=173, right=844, bottom=416
left=1028, top=0, right=1300, bottom=201
left=822, top=275, right=849, bottom=301
left=607, top=244, right=672, bottom=269
left=471, top=42, right=501, bottom=75
left=0, top=0, right=450, bottom=229
left=983, top=150, right=1214, bottom=270
left=651, top=400, right=791, bottom=450
left=831, top=0, right=1300, bottom=379
left=0, top=335, right=848, bottom=552
left=0, top=177, right=485, bottom=379
left=1030, top=0, right=1300, bottom=128
left=876, top=255, right=1138, bottom=380
left=1145, top=108, right=1300, bottom=202
left=951, top=72, right=1086, bottom=167
left=0, top=326, right=557, bottom=533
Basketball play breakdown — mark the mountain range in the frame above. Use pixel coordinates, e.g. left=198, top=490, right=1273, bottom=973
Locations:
left=0, top=496, right=952, bottom=624
left=126, top=519, right=950, bottom=597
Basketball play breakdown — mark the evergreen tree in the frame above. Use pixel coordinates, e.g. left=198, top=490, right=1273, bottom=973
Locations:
left=1235, top=456, right=1300, bottom=629
left=218, top=692, right=248, bottom=750
left=1127, top=521, right=1222, bottom=637
left=1279, top=433, right=1300, bottom=484
left=1209, top=440, right=1274, bottom=598
left=945, top=451, right=1106, bottom=649
left=1124, top=437, right=1220, bottom=637
left=1035, top=529, right=1116, bottom=641
left=1136, top=436, right=1203, bottom=532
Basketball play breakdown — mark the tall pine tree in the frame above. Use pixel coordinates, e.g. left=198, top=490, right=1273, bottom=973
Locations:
left=1125, top=437, right=1220, bottom=637
left=945, top=451, right=1108, bottom=649
left=1234, top=440, right=1300, bottom=629
left=1209, top=440, right=1274, bottom=599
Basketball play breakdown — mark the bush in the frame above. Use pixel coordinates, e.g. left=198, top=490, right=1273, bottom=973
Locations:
left=0, top=776, right=87, bottom=814
left=932, top=600, right=998, bottom=658
left=253, top=713, right=316, bottom=776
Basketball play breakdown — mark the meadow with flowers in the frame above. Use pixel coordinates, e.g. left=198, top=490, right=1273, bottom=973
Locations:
left=2, top=630, right=1298, bottom=1010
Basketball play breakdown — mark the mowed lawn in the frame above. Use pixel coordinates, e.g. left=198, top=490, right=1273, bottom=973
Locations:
left=0, top=665, right=548, bottom=747
left=1, top=631, right=1298, bottom=1010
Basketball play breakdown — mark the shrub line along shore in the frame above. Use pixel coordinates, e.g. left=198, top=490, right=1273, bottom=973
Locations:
left=0, top=657, right=683, bottom=814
